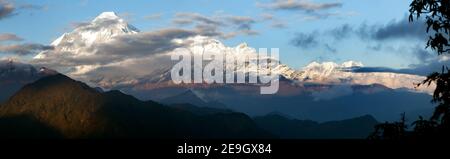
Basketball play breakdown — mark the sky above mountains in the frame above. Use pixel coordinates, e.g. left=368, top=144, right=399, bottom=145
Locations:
left=0, top=0, right=440, bottom=69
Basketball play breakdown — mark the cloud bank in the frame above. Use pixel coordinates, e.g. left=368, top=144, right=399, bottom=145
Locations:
left=0, top=0, right=15, bottom=19
left=0, top=0, right=45, bottom=20
left=0, top=43, right=53, bottom=55
left=172, top=12, right=259, bottom=38
left=261, top=0, right=342, bottom=12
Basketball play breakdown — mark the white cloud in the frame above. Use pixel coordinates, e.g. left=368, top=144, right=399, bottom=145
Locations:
left=32, top=28, right=196, bottom=75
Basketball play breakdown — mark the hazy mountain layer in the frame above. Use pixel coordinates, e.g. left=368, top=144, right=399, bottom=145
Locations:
left=0, top=59, right=57, bottom=103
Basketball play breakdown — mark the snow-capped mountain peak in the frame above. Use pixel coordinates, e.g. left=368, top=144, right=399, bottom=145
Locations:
left=172, top=35, right=289, bottom=76
left=39, top=67, right=59, bottom=75
left=75, top=11, right=139, bottom=43
left=93, top=11, right=121, bottom=21
left=341, top=61, right=364, bottom=68
left=295, top=61, right=433, bottom=94
left=37, top=11, right=139, bottom=58
left=303, top=61, right=363, bottom=72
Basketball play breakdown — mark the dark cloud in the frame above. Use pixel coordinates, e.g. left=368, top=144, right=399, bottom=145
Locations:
left=349, top=47, right=448, bottom=76
left=18, top=3, right=46, bottom=10
left=260, top=13, right=287, bottom=28
left=291, top=31, right=337, bottom=53
left=326, top=16, right=428, bottom=41
left=0, top=0, right=45, bottom=20
left=228, top=16, right=256, bottom=30
left=351, top=59, right=450, bottom=76
left=413, top=46, right=435, bottom=63
left=240, top=29, right=259, bottom=36
left=95, top=29, right=196, bottom=58
left=329, top=24, right=353, bottom=40
left=291, top=32, right=319, bottom=48
left=292, top=16, right=429, bottom=55
left=361, top=18, right=427, bottom=41
left=324, top=43, right=337, bottom=53
left=407, top=57, right=450, bottom=76
left=173, top=12, right=223, bottom=26
left=172, top=12, right=226, bottom=37
left=261, top=0, right=342, bottom=12
left=366, top=44, right=382, bottom=51
left=0, top=43, right=53, bottom=55
left=366, top=44, right=433, bottom=63
left=172, top=12, right=259, bottom=38
left=259, top=0, right=348, bottom=21
left=227, top=15, right=260, bottom=35
left=192, top=23, right=222, bottom=37
left=0, top=33, right=23, bottom=42
left=0, top=0, right=15, bottom=19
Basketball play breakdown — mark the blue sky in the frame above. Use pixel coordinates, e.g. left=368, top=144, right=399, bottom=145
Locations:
left=0, top=0, right=427, bottom=69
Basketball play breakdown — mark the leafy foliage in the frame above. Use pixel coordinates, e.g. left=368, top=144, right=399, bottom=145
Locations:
left=371, top=0, right=450, bottom=140
left=410, top=0, right=450, bottom=54
left=411, top=0, right=450, bottom=128
left=369, top=113, right=408, bottom=140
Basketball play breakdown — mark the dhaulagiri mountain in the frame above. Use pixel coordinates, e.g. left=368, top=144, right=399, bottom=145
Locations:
left=0, top=74, right=380, bottom=139
left=38, top=12, right=139, bottom=56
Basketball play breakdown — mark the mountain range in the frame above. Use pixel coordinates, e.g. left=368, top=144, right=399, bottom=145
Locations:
left=1, top=12, right=437, bottom=122
left=0, top=73, right=379, bottom=139
left=32, top=12, right=433, bottom=95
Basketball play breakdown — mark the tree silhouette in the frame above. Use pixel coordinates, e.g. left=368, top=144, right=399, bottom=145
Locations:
left=371, top=0, right=450, bottom=140
left=412, top=116, right=438, bottom=139
left=410, top=0, right=450, bottom=132
left=369, top=113, right=408, bottom=140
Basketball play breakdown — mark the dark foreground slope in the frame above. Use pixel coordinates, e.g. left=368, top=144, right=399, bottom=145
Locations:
left=254, top=114, right=378, bottom=139
left=0, top=74, right=271, bottom=139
